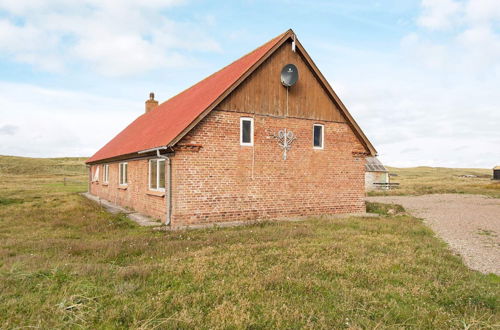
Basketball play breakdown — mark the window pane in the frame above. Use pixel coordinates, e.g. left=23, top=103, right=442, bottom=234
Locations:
left=242, top=120, right=251, bottom=143
left=150, top=160, right=157, bottom=189
left=124, top=164, right=128, bottom=184
left=119, top=164, right=123, bottom=184
left=314, top=125, right=322, bottom=147
left=159, top=160, right=165, bottom=189
left=94, top=166, right=99, bottom=181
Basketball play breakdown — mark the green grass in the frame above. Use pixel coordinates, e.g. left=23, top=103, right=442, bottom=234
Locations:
left=0, top=156, right=498, bottom=328
left=366, top=201, right=406, bottom=216
left=0, top=155, right=87, bottom=176
left=369, top=166, right=500, bottom=198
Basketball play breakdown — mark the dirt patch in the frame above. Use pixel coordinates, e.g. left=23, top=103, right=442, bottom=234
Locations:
left=367, top=194, right=500, bottom=275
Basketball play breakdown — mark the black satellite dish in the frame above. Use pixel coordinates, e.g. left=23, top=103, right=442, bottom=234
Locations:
left=280, top=64, right=298, bottom=87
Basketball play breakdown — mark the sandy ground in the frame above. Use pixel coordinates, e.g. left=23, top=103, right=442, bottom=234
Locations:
left=366, top=194, right=500, bottom=275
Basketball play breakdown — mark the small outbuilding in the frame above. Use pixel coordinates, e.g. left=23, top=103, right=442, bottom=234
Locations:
left=365, top=157, right=389, bottom=191
left=494, top=166, right=500, bottom=180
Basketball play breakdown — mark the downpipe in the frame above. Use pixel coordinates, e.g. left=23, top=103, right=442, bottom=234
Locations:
left=156, top=149, right=172, bottom=226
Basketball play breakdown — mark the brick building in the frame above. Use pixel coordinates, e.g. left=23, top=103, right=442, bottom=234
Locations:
left=86, top=29, right=377, bottom=228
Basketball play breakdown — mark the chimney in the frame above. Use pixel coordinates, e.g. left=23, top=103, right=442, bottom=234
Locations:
left=145, top=92, right=158, bottom=113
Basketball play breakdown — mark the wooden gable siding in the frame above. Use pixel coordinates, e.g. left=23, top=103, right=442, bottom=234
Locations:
left=218, top=40, right=345, bottom=122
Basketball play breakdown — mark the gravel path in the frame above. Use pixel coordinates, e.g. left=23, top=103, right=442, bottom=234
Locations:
left=366, top=194, right=500, bottom=275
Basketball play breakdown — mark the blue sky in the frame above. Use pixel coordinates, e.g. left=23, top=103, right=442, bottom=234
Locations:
left=0, top=0, right=499, bottom=167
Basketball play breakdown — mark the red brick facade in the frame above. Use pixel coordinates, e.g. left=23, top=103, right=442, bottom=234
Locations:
left=89, top=161, right=166, bottom=221
left=88, top=31, right=374, bottom=228
left=90, top=109, right=367, bottom=227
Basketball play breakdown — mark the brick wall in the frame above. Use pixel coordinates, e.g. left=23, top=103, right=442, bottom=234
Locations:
left=170, top=109, right=366, bottom=227
left=89, top=109, right=367, bottom=227
left=89, top=160, right=166, bottom=221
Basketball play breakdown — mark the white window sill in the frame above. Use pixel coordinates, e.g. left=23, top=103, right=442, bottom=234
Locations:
left=146, top=190, right=165, bottom=197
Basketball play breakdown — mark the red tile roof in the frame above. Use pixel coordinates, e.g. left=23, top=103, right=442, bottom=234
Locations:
left=87, top=32, right=287, bottom=163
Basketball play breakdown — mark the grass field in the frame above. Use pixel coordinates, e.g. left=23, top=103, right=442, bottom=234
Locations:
left=0, top=156, right=498, bottom=328
left=369, top=166, right=500, bottom=198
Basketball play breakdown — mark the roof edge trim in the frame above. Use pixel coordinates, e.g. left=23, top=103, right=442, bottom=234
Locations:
left=166, top=29, right=295, bottom=148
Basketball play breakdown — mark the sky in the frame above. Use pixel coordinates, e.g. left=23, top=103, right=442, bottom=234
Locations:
left=0, top=0, right=498, bottom=168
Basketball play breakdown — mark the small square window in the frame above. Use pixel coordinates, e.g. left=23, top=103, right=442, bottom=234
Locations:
left=313, top=124, right=324, bottom=149
left=240, top=117, right=254, bottom=146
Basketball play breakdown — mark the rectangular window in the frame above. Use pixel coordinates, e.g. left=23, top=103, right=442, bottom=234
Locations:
left=149, top=159, right=165, bottom=191
left=313, top=124, right=324, bottom=149
left=119, top=162, right=128, bottom=185
left=92, top=165, right=100, bottom=182
left=240, top=117, right=254, bottom=146
left=103, top=164, right=109, bottom=183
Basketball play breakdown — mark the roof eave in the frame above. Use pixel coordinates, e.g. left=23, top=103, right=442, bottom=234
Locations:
left=165, top=28, right=377, bottom=156
left=166, top=29, right=295, bottom=148
left=293, top=38, right=377, bottom=156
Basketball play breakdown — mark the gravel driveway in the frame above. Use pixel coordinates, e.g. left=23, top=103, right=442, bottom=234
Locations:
left=366, top=194, right=500, bottom=275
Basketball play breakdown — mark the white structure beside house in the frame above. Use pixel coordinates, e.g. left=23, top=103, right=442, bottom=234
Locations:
left=365, top=157, right=389, bottom=191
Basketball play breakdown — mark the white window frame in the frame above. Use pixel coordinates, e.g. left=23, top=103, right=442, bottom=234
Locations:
left=148, top=159, right=166, bottom=192
left=240, top=117, right=254, bottom=146
left=92, top=165, right=100, bottom=182
left=103, top=164, right=109, bottom=183
left=313, top=124, right=324, bottom=149
left=119, top=162, right=128, bottom=186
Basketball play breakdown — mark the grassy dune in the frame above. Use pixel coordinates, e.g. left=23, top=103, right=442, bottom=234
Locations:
left=370, top=166, right=500, bottom=198
left=0, top=156, right=498, bottom=328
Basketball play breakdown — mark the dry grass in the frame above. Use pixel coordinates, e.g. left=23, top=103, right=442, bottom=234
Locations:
left=0, top=156, right=498, bottom=328
left=369, top=166, right=500, bottom=198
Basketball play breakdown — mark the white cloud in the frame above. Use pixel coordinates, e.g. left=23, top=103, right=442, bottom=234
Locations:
left=72, top=33, right=190, bottom=76
left=417, top=0, right=463, bottom=30
left=456, top=26, right=500, bottom=72
left=0, top=81, right=141, bottom=157
left=0, top=19, right=64, bottom=71
left=314, top=0, right=500, bottom=168
left=465, top=0, right=500, bottom=24
left=332, top=66, right=500, bottom=168
left=400, top=33, right=449, bottom=69
left=404, top=0, right=500, bottom=76
left=0, top=0, right=221, bottom=76
left=0, top=0, right=498, bottom=169
left=0, top=124, right=18, bottom=135
left=417, top=0, right=500, bottom=30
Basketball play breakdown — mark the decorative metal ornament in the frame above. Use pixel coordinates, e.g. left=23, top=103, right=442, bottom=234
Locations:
left=273, top=128, right=296, bottom=160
